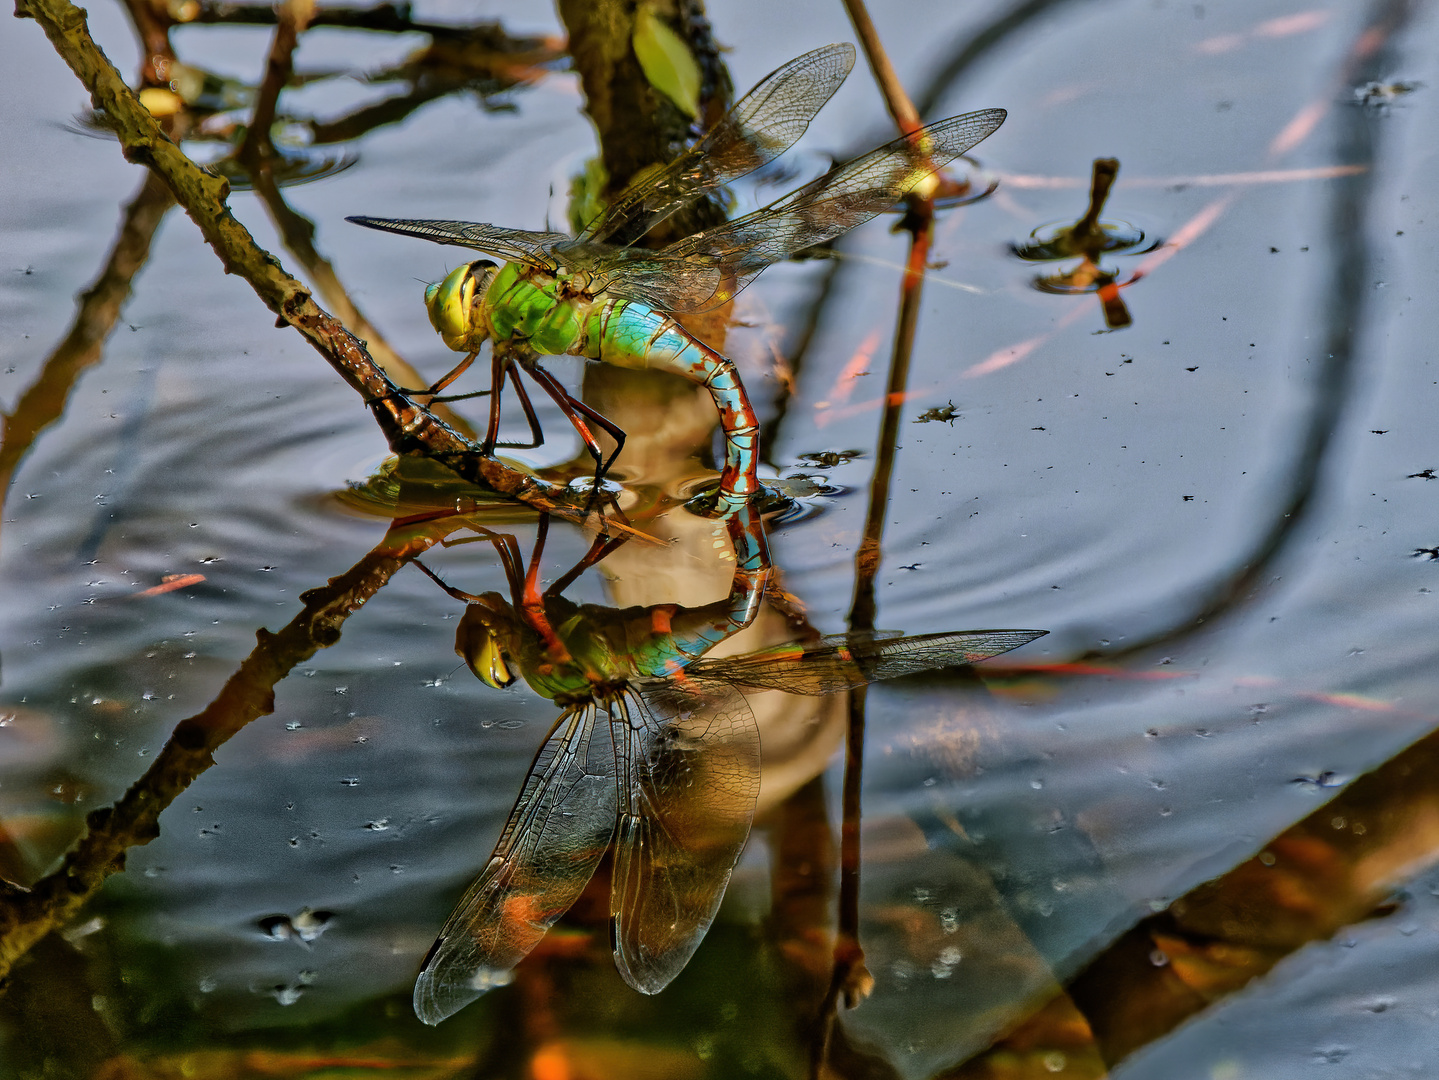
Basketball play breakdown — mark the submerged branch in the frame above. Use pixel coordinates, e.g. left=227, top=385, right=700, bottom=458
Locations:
left=0, top=171, right=173, bottom=535
left=949, top=704, right=1439, bottom=1075
left=0, top=521, right=443, bottom=980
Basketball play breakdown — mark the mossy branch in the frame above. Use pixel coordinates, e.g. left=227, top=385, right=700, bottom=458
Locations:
left=12, top=0, right=603, bottom=527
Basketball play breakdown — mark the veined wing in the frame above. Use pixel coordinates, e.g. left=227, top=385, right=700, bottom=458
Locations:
left=609, top=682, right=761, bottom=994
left=590, top=108, right=1007, bottom=314
left=684, top=628, right=1046, bottom=695
left=413, top=704, right=617, bottom=1026
left=345, top=216, right=568, bottom=271
left=580, top=43, right=856, bottom=245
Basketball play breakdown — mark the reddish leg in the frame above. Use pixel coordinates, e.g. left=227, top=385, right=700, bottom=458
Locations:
left=523, top=364, right=628, bottom=483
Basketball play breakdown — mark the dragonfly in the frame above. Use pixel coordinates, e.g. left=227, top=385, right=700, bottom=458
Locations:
left=349, top=43, right=1006, bottom=512
left=408, top=513, right=1045, bottom=1024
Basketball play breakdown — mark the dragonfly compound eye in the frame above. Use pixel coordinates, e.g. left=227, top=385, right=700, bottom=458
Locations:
left=455, top=605, right=517, bottom=690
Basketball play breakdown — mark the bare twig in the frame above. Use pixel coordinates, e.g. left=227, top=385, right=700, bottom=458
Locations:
left=14, top=0, right=617, bottom=532
left=840, top=0, right=921, bottom=135
left=815, top=4, right=943, bottom=1074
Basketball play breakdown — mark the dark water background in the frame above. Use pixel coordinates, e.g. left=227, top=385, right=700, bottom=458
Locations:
left=3, top=0, right=1439, bottom=1076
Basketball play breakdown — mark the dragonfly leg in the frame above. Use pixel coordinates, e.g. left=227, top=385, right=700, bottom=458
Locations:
left=490, top=366, right=546, bottom=451
left=480, top=348, right=513, bottom=456
left=410, top=558, right=485, bottom=604
left=426, top=350, right=479, bottom=396
left=514, top=515, right=572, bottom=664
left=544, top=532, right=629, bottom=598
left=524, top=365, right=627, bottom=485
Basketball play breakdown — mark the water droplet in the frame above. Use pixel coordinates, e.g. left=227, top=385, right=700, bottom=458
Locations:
left=1149, top=949, right=1169, bottom=966
left=1042, top=1052, right=1067, bottom=1073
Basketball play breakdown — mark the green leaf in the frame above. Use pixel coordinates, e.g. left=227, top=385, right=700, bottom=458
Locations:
left=632, top=7, right=700, bottom=119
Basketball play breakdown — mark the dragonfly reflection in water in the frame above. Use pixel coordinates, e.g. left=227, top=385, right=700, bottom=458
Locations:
left=349, top=43, right=1006, bottom=511
left=410, top=510, right=1046, bottom=1024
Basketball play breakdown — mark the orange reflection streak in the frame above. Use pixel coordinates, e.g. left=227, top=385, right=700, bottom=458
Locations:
left=809, top=13, right=1393, bottom=428
left=1124, top=193, right=1235, bottom=284
left=999, top=164, right=1368, bottom=189
left=989, top=662, right=1195, bottom=681
left=1196, top=7, right=1331, bottom=54
left=133, top=573, right=205, bottom=598
left=814, top=328, right=881, bottom=410
left=1269, top=100, right=1330, bottom=156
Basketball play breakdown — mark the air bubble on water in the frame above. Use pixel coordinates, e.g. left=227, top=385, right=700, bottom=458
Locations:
left=498, top=719, right=526, bottom=730
left=141, top=691, right=156, bottom=701
left=390, top=864, right=404, bottom=874
left=1030, top=778, right=1044, bottom=790
left=198, top=977, right=218, bottom=993
left=891, top=959, right=917, bottom=980
left=286, top=721, right=301, bottom=731
left=339, top=777, right=359, bottom=787
left=1150, top=778, right=1166, bottom=790
left=271, top=984, right=304, bottom=1006
left=1364, top=995, right=1397, bottom=1013
left=1043, top=1052, right=1066, bottom=1073
left=365, top=819, right=390, bottom=831
left=939, top=909, right=958, bottom=934
left=912, top=887, right=932, bottom=903
left=289, top=838, right=299, bottom=847
left=1149, top=949, right=1169, bottom=967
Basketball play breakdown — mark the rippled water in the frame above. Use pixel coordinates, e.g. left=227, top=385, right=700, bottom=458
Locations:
left=3, top=0, right=1439, bottom=1076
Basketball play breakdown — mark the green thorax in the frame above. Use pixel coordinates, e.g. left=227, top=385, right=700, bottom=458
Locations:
left=506, top=598, right=692, bottom=701
left=483, top=262, right=600, bottom=358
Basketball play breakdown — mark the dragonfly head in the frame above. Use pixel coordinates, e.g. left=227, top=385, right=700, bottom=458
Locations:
left=424, top=260, right=497, bottom=353
left=454, top=598, right=518, bottom=689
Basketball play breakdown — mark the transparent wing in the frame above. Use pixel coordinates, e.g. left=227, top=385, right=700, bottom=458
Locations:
left=609, top=683, right=761, bottom=994
left=581, top=43, right=856, bottom=245
left=592, top=108, right=1007, bottom=313
left=684, top=628, right=1046, bottom=695
left=346, top=216, right=567, bottom=270
left=413, top=704, right=617, bottom=1026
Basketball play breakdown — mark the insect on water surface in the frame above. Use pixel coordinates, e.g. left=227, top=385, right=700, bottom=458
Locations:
left=350, top=43, right=1006, bottom=511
